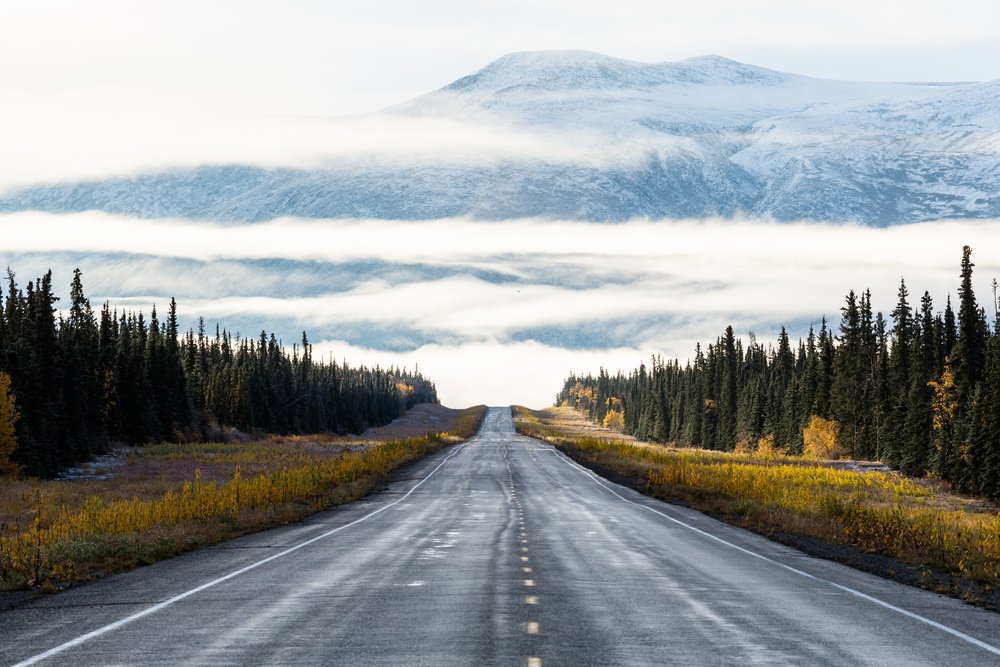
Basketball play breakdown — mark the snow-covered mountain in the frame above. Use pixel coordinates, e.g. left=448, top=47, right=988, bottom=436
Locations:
left=3, top=51, right=999, bottom=225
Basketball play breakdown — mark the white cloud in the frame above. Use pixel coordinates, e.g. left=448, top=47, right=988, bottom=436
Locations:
left=4, top=212, right=997, bottom=282
left=6, top=213, right=999, bottom=407
left=0, top=113, right=653, bottom=190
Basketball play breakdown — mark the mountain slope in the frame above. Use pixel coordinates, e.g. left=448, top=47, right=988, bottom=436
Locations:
left=2, top=50, right=998, bottom=225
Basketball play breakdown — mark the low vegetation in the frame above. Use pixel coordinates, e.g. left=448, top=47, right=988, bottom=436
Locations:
left=0, top=405, right=485, bottom=593
left=513, top=405, right=1000, bottom=597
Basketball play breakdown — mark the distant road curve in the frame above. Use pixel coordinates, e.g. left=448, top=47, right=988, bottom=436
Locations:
left=2, top=407, right=999, bottom=666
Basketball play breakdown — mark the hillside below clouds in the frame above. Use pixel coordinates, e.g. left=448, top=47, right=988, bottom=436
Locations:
left=4, top=50, right=1000, bottom=225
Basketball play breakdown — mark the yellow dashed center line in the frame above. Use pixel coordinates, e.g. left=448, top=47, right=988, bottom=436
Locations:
left=528, top=658, right=542, bottom=667
left=523, top=567, right=532, bottom=573
left=526, top=622, right=540, bottom=635
left=524, top=579, right=535, bottom=586
left=525, top=596, right=538, bottom=604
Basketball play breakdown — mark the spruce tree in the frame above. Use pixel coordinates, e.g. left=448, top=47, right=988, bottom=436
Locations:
left=813, top=318, right=834, bottom=419
left=948, top=246, right=989, bottom=490
left=979, top=326, right=1000, bottom=499
left=832, top=291, right=864, bottom=458
left=885, top=279, right=912, bottom=468
left=718, top=326, right=738, bottom=450
left=901, top=292, right=936, bottom=475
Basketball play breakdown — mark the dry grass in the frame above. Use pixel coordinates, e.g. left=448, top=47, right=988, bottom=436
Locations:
left=0, top=405, right=486, bottom=594
left=512, top=405, right=1000, bottom=592
left=351, top=403, right=471, bottom=441
left=513, top=405, right=644, bottom=443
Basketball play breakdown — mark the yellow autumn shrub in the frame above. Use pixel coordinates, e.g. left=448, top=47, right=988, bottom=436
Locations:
left=602, top=397, right=624, bottom=431
left=0, top=372, right=20, bottom=478
left=603, top=410, right=624, bottom=431
left=803, top=416, right=845, bottom=460
left=754, top=434, right=780, bottom=457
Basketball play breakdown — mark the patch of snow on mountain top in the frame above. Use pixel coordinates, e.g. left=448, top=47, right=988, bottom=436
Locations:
left=392, top=52, right=949, bottom=136
left=443, top=50, right=796, bottom=93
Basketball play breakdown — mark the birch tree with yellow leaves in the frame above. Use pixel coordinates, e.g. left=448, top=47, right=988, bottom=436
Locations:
left=0, top=372, right=20, bottom=477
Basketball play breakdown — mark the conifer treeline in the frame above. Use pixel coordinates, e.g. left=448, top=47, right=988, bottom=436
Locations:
left=558, top=246, right=1000, bottom=499
left=0, top=268, right=438, bottom=478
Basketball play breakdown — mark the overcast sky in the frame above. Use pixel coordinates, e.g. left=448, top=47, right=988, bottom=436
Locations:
left=4, top=0, right=999, bottom=125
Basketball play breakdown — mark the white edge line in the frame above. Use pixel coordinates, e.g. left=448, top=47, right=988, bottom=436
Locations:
left=539, top=437, right=1000, bottom=658
left=10, top=441, right=472, bottom=667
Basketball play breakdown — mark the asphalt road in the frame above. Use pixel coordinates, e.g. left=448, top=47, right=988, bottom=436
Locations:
left=3, top=407, right=1000, bottom=666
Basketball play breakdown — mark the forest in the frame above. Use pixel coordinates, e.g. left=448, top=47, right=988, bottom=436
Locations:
left=557, top=246, right=1000, bottom=500
left=0, top=268, right=438, bottom=478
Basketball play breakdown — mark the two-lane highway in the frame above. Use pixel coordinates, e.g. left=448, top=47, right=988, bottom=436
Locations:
left=2, top=407, right=999, bottom=665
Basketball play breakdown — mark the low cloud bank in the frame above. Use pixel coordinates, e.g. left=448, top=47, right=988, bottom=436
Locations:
left=0, top=114, right=646, bottom=193
left=3, top=213, right=999, bottom=406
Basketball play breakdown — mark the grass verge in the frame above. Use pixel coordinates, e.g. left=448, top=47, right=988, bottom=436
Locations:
left=512, top=405, right=1000, bottom=608
left=0, top=405, right=486, bottom=595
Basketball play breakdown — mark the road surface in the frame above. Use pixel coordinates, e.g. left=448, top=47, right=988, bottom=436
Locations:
left=2, top=407, right=999, bottom=666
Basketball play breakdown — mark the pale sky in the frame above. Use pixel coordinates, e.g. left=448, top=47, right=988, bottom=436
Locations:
left=3, top=0, right=999, bottom=125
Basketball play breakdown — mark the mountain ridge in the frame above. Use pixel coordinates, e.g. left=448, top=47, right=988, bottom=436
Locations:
left=440, top=51, right=797, bottom=93
left=2, top=50, right=998, bottom=226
